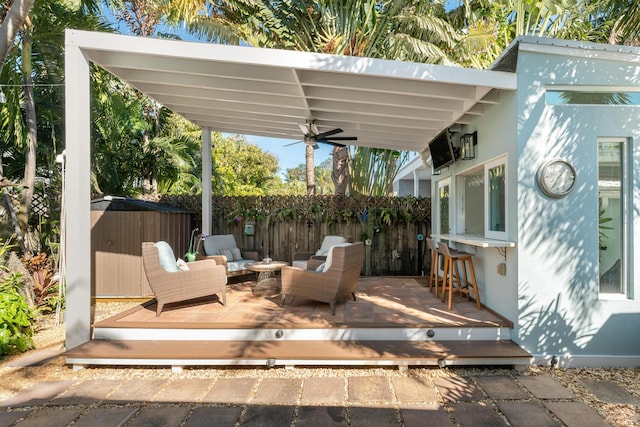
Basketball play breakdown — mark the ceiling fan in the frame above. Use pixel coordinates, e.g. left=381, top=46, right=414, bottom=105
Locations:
left=285, top=119, right=357, bottom=149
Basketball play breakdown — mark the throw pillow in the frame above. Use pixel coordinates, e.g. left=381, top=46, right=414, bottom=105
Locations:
left=176, top=258, right=190, bottom=271
left=218, top=248, right=235, bottom=261
left=231, top=247, right=242, bottom=260
left=322, top=243, right=352, bottom=273
left=154, top=241, right=179, bottom=273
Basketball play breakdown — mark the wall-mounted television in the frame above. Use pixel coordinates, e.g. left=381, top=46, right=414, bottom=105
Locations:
left=428, top=129, right=456, bottom=172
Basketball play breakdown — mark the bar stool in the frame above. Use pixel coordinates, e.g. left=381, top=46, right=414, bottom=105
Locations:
left=437, top=241, right=481, bottom=311
left=426, top=238, right=442, bottom=297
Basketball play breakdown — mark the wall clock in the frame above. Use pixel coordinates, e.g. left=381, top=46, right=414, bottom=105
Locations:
left=536, top=158, right=577, bottom=198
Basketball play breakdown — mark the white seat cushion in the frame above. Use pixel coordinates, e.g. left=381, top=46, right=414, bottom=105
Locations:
left=315, top=235, right=347, bottom=256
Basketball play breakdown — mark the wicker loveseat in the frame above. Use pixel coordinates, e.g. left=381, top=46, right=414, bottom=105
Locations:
left=142, top=241, right=227, bottom=316
left=199, top=234, right=259, bottom=277
left=281, top=242, right=364, bottom=315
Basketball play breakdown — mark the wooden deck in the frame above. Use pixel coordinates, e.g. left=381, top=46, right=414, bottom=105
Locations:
left=65, top=277, right=531, bottom=369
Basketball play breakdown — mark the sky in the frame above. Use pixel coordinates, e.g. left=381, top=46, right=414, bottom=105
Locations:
left=238, top=135, right=334, bottom=175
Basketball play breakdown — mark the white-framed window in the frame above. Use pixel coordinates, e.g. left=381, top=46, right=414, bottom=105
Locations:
left=485, top=157, right=507, bottom=240
left=454, top=166, right=484, bottom=235
left=451, top=155, right=508, bottom=240
left=436, top=178, right=451, bottom=234
left=598, top=138, right=629, bottom=297
left=546, top=88, right=640, bottom=106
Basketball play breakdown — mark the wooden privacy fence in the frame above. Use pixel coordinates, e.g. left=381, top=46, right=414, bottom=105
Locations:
left=156, top=195, right=431, bottom=276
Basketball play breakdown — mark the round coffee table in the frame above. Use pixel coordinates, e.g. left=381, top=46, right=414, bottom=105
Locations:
left=246, top=261, right=289, bottom=296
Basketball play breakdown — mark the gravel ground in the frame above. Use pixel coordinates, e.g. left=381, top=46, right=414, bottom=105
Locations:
left=0, top=303, right=638, bottom=426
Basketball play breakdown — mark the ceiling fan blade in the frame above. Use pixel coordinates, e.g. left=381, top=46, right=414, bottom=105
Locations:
left=324, top=136, right=357, bottom=141
left=316, top=128, right=343, bottom=139
left=284, top=140, right=304, bottom=147
left=318, top=139, right=346, bottom=148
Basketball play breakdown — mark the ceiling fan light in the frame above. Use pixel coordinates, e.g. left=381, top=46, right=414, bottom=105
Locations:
left=298, top=123, right=309, bottom=134
left=310, top=123, right=319, bottom=135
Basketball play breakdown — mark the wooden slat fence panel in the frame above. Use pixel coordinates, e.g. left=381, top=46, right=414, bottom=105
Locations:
left=156, top=195, right=431, bottom=276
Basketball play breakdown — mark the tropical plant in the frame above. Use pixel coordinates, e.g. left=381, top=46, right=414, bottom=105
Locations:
left=22, top=251, right=59, bottom=313
left=607, top=0, right=640, bottom=44
left=449, top=0, right=614, bottom=69
left=0, top=271, right=34, bottom=356
left=0, top=0, right=107, bottom=245
left=0, top=238, right=34, bottom=356
left=350, top=147, right=408, bottom=196
left=91, top=68, right=203, bottom=196
left=598, top=207, right=613, bottom=253
left=0, top=0, right=36, bottom=73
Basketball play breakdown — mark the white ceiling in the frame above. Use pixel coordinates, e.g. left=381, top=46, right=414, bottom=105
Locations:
left=68, top=30, right=517, bottom=153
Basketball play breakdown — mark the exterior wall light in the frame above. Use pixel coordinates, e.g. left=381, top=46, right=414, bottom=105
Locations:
left=461, top=131, right=477, bottom=160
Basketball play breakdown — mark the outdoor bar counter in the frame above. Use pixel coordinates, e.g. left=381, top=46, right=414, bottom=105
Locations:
left=430, top=234, right=516, bottom=249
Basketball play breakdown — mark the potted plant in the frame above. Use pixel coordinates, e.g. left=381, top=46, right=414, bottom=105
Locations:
left=185, top=228, right=199, bottom=262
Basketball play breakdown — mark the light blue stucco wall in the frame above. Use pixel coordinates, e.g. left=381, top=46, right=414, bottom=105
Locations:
left=515, top=47, right=640, bottom=363
left=431, top=89, right=520, bottom=324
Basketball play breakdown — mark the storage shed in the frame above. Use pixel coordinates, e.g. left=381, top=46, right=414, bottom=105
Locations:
left=91, top=196, right=192, bottom=298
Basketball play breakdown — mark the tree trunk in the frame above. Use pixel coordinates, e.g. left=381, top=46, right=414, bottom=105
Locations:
left=331, top=146, right=350, bottom=196
left=305, top=143, right=315, bottom=196
left=142, top=132, right=152, bottom=194
left=19, top=22, right=36, bottom=237
left=0, top=0, right=36, bottom=73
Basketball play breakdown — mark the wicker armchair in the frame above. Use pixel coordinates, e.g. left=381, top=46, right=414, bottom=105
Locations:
left=142, top=242, right=227, bottom=316
left=281, top=242, right=364, bottom=315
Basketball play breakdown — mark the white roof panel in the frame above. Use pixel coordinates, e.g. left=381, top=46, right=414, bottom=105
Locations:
left=66, top=30, right=517, bottom=152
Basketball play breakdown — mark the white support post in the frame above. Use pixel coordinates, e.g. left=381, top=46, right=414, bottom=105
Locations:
left=413, top=170, right=419, bottom=197
left=64, top=34, right=92, bottom=349
left=201, top=128, right=212, bottom=235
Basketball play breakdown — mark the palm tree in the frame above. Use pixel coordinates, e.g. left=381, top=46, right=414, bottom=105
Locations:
left=606, top=0, right=640, bottom=44
left=350, top=147, right=408, bottom=196
left=0, top=0, right=107, bottom=236
left=198, top=0, right=456, bottom=194
left=449, top=0, right=614, bottom=69
left=0, top=0, right=36, bottom=74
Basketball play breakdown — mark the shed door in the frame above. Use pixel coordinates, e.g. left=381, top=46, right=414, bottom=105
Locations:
left=92, top=211, right=145, bottom=297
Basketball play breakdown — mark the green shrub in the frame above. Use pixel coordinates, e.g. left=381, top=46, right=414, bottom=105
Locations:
left=0, top=239, right=36, bottom=357
left=0, top=272, right=35, bottom=356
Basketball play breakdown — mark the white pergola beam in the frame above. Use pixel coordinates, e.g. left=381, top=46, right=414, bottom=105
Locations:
left=114, top=69, right=303, bottom=97
left=64, top=41, right=92, bottom=350
left=202, top=129, right=212, bottom=235
left=302, top=86, right=465, bottom=111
